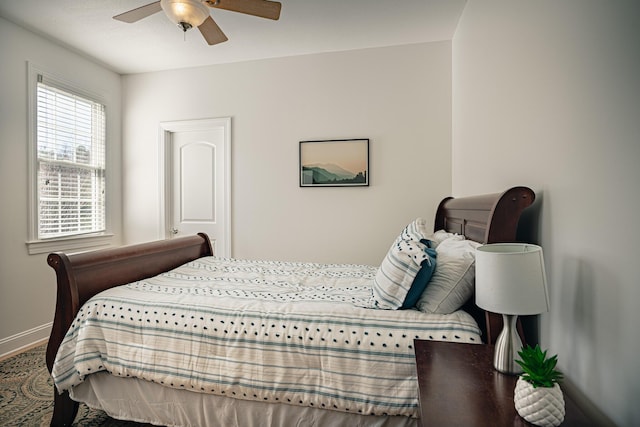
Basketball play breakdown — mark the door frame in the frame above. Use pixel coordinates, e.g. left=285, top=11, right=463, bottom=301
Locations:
left=158, top=117, right=231, bottom=256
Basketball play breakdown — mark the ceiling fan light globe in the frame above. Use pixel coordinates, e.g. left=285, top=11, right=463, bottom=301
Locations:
left=161, top=0, right=210, bottom=29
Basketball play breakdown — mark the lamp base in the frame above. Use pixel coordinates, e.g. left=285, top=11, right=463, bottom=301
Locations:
left=493, top=313, right=523, bottom=375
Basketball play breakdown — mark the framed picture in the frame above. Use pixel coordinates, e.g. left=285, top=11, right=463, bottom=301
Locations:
left=299, top=139, right=369, bottom=187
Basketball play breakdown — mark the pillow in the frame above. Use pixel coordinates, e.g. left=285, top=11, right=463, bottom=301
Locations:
left=401, top=241, right=437, bottom=309
left=401, top=217, right=432, bottom=242
left=426, top=229, right=464, bottom=248
left=371, top=219, right=436, bottom=310
left=415, top=238, right=481, bottom=314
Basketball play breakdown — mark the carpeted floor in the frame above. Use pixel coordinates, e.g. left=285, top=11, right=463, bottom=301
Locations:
left=0, top=343, right=150, bottom=426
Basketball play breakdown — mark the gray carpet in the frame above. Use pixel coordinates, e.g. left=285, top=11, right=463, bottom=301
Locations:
left=0, top=344, right=149, bottom=426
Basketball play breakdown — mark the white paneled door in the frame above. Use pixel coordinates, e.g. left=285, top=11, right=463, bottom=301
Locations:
left=160, top=118, right=231, bottom=257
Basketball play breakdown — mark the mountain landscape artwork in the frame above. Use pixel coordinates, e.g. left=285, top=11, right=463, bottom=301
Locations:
left=299, top=139, right=369, bottom=187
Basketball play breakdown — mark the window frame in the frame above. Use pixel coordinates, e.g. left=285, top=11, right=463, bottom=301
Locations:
left=26, top=63, right=113, bottom=255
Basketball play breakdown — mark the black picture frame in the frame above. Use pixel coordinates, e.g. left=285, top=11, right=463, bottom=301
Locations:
left=299, top=139, right=369, bottom=187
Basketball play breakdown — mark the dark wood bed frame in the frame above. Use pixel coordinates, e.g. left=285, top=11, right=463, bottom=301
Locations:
left=44, top=186, right=534, bottom=427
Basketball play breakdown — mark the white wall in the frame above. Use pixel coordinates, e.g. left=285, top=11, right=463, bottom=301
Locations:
left=122, top=42, right=453, bottom=266
left=0, top=17, right=122, bottom=355
left=453, top=1, right=640, bottom=425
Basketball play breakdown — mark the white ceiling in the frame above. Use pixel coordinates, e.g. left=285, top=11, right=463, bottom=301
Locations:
left=0, top=0, right=467, bottom=75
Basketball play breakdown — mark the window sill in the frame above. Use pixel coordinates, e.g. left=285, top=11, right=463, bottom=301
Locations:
left=26, top=233, right=115, bottom=255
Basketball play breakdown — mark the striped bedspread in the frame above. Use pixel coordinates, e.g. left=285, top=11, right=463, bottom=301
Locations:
left=52, top=257, right=481, bottom=418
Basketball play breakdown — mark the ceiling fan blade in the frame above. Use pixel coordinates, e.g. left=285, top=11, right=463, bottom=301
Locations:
left=113, top=1, right=162, bottom=23
left=207, top=0, right=281, bottom=20
left=198, top=16, right=229, bottom=45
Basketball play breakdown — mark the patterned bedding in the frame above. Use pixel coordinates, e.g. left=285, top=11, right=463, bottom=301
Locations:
left=52, top=257, right=481, bottom=418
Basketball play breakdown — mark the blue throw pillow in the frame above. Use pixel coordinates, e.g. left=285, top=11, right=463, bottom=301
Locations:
left=401, top=239, right=437, bottom=309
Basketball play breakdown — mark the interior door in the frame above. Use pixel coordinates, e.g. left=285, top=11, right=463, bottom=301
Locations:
left=161, top=118, right=230, bottom=257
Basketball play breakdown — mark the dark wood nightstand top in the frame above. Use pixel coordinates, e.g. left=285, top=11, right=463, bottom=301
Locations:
left=414, top=340, right=593, bottom=427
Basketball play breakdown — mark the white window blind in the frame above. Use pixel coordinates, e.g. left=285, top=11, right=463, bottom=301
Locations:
left=36, top=76, right=106, bottom=239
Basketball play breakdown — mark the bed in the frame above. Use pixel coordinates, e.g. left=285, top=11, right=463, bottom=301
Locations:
left=45, top=186, right=535, bottom=427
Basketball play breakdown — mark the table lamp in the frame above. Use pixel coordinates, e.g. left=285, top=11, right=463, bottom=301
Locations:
left=475, top=243, right=549, bottom=374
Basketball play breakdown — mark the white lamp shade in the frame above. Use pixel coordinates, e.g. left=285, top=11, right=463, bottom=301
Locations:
left=161, top=0, right=210, bottom=27
left=475, top=243, right=550, bottom=315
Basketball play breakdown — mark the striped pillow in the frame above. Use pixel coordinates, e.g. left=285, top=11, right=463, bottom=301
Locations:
left=372, top=219, right=436, bottom=309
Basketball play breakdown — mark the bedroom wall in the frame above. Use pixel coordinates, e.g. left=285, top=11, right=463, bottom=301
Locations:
left=122, top=42, right=452, bottom=266
left=452, top=1, right=640, bottom=426
left=0, top=17, right=123, bottom=355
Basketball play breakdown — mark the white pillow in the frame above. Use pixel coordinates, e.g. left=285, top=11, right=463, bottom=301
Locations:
left=426, top=229, right=464, bottom=248
left=416, top=238, right=481, bottom=314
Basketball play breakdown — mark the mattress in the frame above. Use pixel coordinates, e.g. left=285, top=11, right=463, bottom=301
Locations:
left=53, top=257, right=481, bottom=419
left=71, top=373, right=418, bottom=427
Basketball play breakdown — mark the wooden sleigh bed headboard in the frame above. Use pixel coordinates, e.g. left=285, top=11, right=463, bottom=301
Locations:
left=434, top=186, right=536, bottom=343
left=44, top=186, right=534, bottom=427
left=434, top=186, right=534, bottom=245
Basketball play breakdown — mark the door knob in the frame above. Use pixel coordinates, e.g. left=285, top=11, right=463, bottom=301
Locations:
left=170, top=227, right=179, bottom=235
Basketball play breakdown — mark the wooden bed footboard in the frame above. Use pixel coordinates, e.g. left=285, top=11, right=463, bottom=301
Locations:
left=45, top=233, right=213, bottom=426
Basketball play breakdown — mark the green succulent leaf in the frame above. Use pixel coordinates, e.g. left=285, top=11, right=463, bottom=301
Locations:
left=515, top=344, right=563, bottom=388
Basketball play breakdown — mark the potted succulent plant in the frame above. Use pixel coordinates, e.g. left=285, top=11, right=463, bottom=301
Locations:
left=514, top=344, right=566, bottom=427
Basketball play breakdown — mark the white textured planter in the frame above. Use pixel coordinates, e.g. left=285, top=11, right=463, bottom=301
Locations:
left=514, top=377, right=565, bottom=427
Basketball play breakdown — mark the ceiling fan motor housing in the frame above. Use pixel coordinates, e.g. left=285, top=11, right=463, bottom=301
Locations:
left=161, top=0, right=210, bottom=31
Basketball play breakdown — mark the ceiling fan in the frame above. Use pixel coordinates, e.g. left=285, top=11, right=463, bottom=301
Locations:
left=113, top=0, right=282, bottom=46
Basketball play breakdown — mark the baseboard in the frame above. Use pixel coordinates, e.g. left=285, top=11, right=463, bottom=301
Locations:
left=562, top=376, right=616, bottom=427
left=0, top=322, right=52, bottom=360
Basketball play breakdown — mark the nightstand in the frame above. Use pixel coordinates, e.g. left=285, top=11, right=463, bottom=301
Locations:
left=413, top=340, right=593, bottom=426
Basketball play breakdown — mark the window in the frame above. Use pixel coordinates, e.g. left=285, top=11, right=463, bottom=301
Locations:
left=36, top=77, right=106, bottom=238
left=27, top=64, right=112, bottom=254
